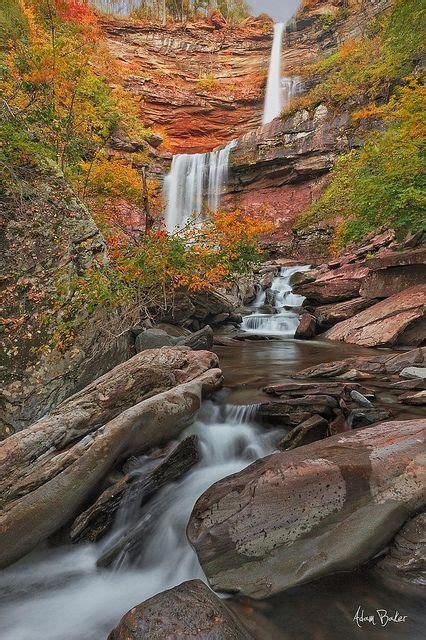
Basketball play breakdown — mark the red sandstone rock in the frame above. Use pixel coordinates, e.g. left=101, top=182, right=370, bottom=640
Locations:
left=293, top=262, right=368, bottom=304
left=295, top=313, right=317, bottom=339
left=188, top=419, right=426, bottom=598
left=324, top=285, right=426, bottom=347
left=108, top=580, right=250, bottom=640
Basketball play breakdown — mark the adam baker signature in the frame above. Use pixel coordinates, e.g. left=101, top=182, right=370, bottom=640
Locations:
left=353, top=606, right=408, bottom=628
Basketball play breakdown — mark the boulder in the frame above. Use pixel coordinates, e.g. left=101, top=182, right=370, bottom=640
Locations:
left=360, top=247, right=426, bottom=299
left=375, top=513, right=426, bottom=591
left=400, top=367, right=426, bottom=380
left=278, top=415, right=328, bottom=450
left=294, top=313, right=317, bottom=339
left=315, top=297, right=375, bottom=330
left=0, top=348, right=222, bottom=568
left=107, top=580, right=250, bottom=640
left=187, top=419, right=426, bottom=598
left=324, top=285, right=426, bottom=347
left=295, top=348, right=426, bottom=380
left=135, top=329, right=179, bottom=351
left=293, top=263, right=368, bottom=304
left=400, top=391, right=426, bottom=405
left=135, top=326, right=214, bottom=353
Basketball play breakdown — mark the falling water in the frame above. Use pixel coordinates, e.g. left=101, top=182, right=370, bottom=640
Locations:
left=0, top=403, right=278, bottom=640
left=263, top=22, right=285, bottom=124
left=263, top=23, right=303, bottom=125
left=164, top=140, right=236, bottom=231
left=241, top=265, right=311, bottom=336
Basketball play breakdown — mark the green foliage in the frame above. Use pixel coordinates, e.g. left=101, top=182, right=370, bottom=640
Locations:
left=318, top=11, right=337, bottom=32
left=291, top=0, right=425, bottom=111
left=0, top=0, right=29, bottom=46
left=297, top=81, right=426, bottom=246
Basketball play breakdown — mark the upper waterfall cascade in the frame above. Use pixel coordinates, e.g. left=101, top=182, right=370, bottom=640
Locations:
left=263, top=22, right=302, bottom=125
left=164, top=140, right=236, bottom=232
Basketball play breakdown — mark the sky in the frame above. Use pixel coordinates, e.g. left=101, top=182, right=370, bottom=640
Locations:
left=249, top=0, right=301, bottom=21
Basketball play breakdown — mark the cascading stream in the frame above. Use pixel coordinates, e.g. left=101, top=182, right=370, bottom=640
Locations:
left=164, top=140, right=236, bottom=231
left=241, top=265, right=311, bottom=336
left=0, top=402, right=278, bottom=640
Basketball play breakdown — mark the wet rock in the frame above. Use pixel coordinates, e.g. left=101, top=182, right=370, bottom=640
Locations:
left=400, top=367, right=426, bottom=380
left=350, top=407, right=392, bottom=428
left=278, top=415, right=328, bottom=450
left=188, top=419, right=426, bottom=598
left=107, top=580, right=250, bottom=640
left=315, top=297, right=375, bottom=330
left=295, top=313, right=317, bottom=339
left=70, top=436, right=200, bottom=543
left=400, top=391, right=426, bottom=406
left=350, top=390, right=373, bottom=408
left=324, top=285, right=426, bottom=347
left=263, top=381, right=367, bottom=398
left=210, top=312, right=231, bottom=325
left=258, top=395, right=336, bottom=426
left=360, top=247, right=426, bottom=299
left=293, top=263, right=368, bottom=304
left=296, top=348, right=426, bottom=381
left=181, top=326, right=214, bottom=351
left=375, top=513, right=426, bottom=592
left=0, top=348, right=222, bottom=568
left=260, top=271, right=274, bottom=289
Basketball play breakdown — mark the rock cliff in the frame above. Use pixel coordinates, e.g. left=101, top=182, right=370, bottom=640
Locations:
left=101, top=14, right=273, bottom=154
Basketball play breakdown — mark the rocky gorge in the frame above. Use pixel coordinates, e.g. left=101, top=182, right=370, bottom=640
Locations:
left=0, top=0, right=425, bottom=639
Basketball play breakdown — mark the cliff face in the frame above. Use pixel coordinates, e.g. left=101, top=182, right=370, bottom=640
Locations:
left=102, top=1, right=392, bottom=255
left=0, top=160, right=133, bottom=436
left=223, top=0, right=394, bottom=255
left=101, top=15, right=273, bottom=154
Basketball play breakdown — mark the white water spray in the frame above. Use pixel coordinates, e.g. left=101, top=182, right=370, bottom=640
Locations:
left=263, top=23, right=303, bottom=125
left=263, top=22, right=285, bottom=124
left=0, top=403, right=277, bottom=640
left=164, top=140, right=236, bottom=231
left=241, top=265, right=311, bottom=336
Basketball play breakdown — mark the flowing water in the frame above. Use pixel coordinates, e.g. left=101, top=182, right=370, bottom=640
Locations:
left=164, top=140, right=236, bottom=231
left=241, top=264, right=311, bottom=336
left=263, top=23, right=303, bottom=125
left=0, top=403, right=279, bottom=640
left=263, top=22, right=285, bottom=124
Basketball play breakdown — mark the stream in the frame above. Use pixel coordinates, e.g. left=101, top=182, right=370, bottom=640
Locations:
left=1, top=268, right=423, bottom=639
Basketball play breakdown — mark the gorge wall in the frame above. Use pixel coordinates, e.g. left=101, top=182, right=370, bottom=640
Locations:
left=102, top=0, right=393, bottom=255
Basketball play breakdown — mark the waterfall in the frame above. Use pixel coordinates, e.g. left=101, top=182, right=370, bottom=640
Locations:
left=241, top=265, right=311, bottom=337
left=263, top=22, right=285, bottom=124
left=263, top=23, right=302, bottom=125
left=0, top=402, right=278, bottom=640
left=164, top=140, right=236, bottom=232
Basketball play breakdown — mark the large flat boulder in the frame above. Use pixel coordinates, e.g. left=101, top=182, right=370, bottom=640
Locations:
left=293, top=263, right=368, bottom=304
left=324, top=285, right=425, bottom=347
left=360, top=248, right=426, bottom=299
left=187, top=419, right=425, bottom=598
left=107, top=580, right=251, bottom=640
left=0, top=347, right=222, bottom=568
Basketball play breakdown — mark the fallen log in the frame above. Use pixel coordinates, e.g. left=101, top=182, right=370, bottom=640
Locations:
left=70, top=435, right=200, bottom=543
left=0, top=353, right=222, bottom=568
left=0, top=347, right=218, bottom=506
